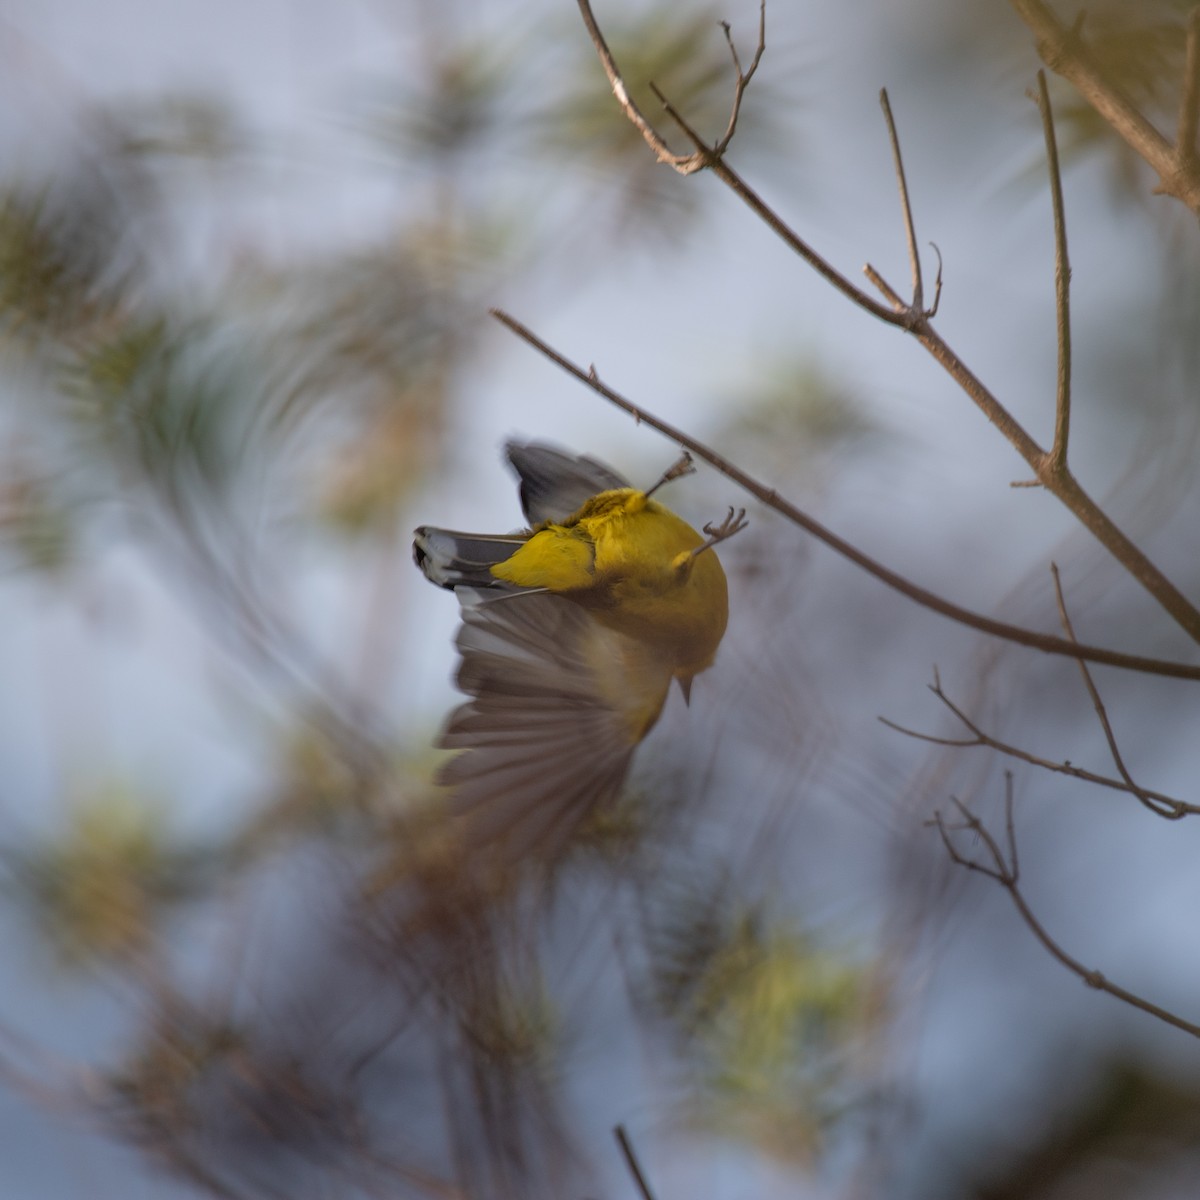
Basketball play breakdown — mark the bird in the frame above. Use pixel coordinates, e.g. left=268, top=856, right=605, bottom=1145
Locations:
left=413, top=440, right=745, bottom=864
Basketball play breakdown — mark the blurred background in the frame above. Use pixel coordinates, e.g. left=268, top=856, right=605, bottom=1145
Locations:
left=2, top=0, right=1200, bottom=1196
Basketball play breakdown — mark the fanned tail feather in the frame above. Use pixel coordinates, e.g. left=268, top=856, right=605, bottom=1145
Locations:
left=413, top=528, right=527, bottom=590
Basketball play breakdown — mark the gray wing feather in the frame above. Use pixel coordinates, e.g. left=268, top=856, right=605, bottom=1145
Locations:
left=505, top=441, right=628, bottom=526
left=435, top=589, right=641, bottom=863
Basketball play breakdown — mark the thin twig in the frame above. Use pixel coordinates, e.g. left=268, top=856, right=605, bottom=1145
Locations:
left=1050, top=564, right=1183, bottom=818
left=1180, top=9, right=1200, bottom=171
left=490, top=307, right=1200, bottom=683
left=862, top=264, right=905, bottom=309
left=575, top=0, right=693, bottom=171
left=1033, top=72, right=1072, bottom=473
left=935, top=782, right=1200, bottom=1040
left=878, top=89, right=924, bottom=313
left=713, top=0, right=766, bottom=155
left=880, top=666, right=1199, bottom=814
left=575, top=0, right=762, bottom=175
left=615, top=1125, right=657, bottom=1200
left=927, top=242, right=944, bottom=318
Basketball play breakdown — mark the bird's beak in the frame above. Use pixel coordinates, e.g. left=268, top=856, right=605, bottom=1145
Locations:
left=675, top=675, right=693, bottom=705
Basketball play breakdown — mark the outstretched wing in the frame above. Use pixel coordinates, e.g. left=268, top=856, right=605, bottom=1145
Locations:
left=505, top=441, right=628, bottom=526
left=436, top=588, right=669, bottom=864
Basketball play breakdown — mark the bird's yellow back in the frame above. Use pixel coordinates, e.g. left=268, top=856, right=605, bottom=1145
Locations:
left=489, top=486, right=729, bottom=682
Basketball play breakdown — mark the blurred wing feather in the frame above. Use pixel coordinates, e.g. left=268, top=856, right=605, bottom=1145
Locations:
left=505, top=441, right=628, bottom=526
left=435, top=588, right=653, bottom=861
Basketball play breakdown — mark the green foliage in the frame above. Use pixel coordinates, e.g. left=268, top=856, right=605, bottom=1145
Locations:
left=648, top=879, right=870, bottom=1160
left=357, top=40, right=518, bottom=165
left=0, top=457, right=75, bottom=573
left=12, top=784, right=201, bottom=964
left=0, top=182, right=133, bottom=349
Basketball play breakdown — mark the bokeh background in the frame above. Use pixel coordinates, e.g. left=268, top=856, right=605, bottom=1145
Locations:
left=2, top=0, right=1200, bottom=1196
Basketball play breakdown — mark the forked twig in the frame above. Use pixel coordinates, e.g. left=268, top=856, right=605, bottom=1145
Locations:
left=934, top=776, right=1200, bottom=1040
left=881, top=665, right=1198, bottom=815
left=491, top=307, right=1200, bottom=684
left=577, top=0, right=902, bottom=321
left=714, top=1, right=766, bottom=155
left=575, top=0, right=692, bottom=171
left=1050, top=564, right=1183, bottom=819
left=575, top=0, right=763, bottom=174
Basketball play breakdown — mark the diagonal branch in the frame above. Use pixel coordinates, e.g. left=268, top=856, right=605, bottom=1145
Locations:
left=934, top=778, right=1200, bottom=1040
left=491, top=308, right=1200, bottom=684
left=575, top=0, right=697, bottom=173
left=615, top=1126, right=658, bottom=1200
left=1033, top=71, right=1072, bottom=474
left=575, top=0, right=763, bottom=174
left=1179, top=8, right=1200, bottom=172
left=713, top=0, right=766, bottom=155
left=1050, top=565, right=1183, bottom=819
left=881, top=666, right=1199, bottom=815
left=869, top=90, right=927, bottom=317
left=1009, top=0, right=1200, bottom=211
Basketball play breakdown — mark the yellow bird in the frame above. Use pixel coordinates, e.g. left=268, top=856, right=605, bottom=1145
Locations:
left=414, top=440, right=745, bottom=861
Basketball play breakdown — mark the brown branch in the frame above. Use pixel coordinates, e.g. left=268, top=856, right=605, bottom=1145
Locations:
left=615, top=1125, right=657, bottom=1200
left=1009, top=0, right=1200, bottom=211
left=491, top=308, right=1200, bottom=683
left=881, top=665, right=1199, bottom=815
left=714, top=0, right=766, bottom=155
left=575, top=0, right=1200, bottom=646
left=578, top=0, right=905, bottom=324
left=575, top=0, right=697, bottom=172
left=1179, top=9, right=1200, bottom=172
left=873, top=89, right=926, bottom=315
left=1050, top=564, right=1184, bottom=819
left=934, top=779, right=1200, bottom=1040
left=575, top=0, right=762, bottom=175
left=1033, top=71, right=1072, bottom=473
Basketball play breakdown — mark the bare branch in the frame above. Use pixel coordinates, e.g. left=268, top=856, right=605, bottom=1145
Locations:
left=646, top=98, right=907, bottom=323
left=575, top=0, right=697, bottom=172
left=879, top=89, right=925, bottom=313
left=1033, top=72, right=1072, bottom=473
left=1010, top=0, right=1200, bottom=211
left=936, top=784, right=1200, bottom=1040
left=927, top=242, right=943, bottom=318
left=490, top=308, right=1200, bottom=683
left=932, top=803, right=1008, bottom=883
left=1180, top=8, right=1200, bottom=171
left=882, top=667, right=1200, bottom=814
left=862, top=263, right=905, bottom=309
left=878, top=716, right=980, bottom=749
left=575, top=0, right=762, bottom=175
left=713, top=0, right=766, bottom=155
left=1050, top=564, right=1185, bottom=819
left=615, top=1126, right=657, bottom=1200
